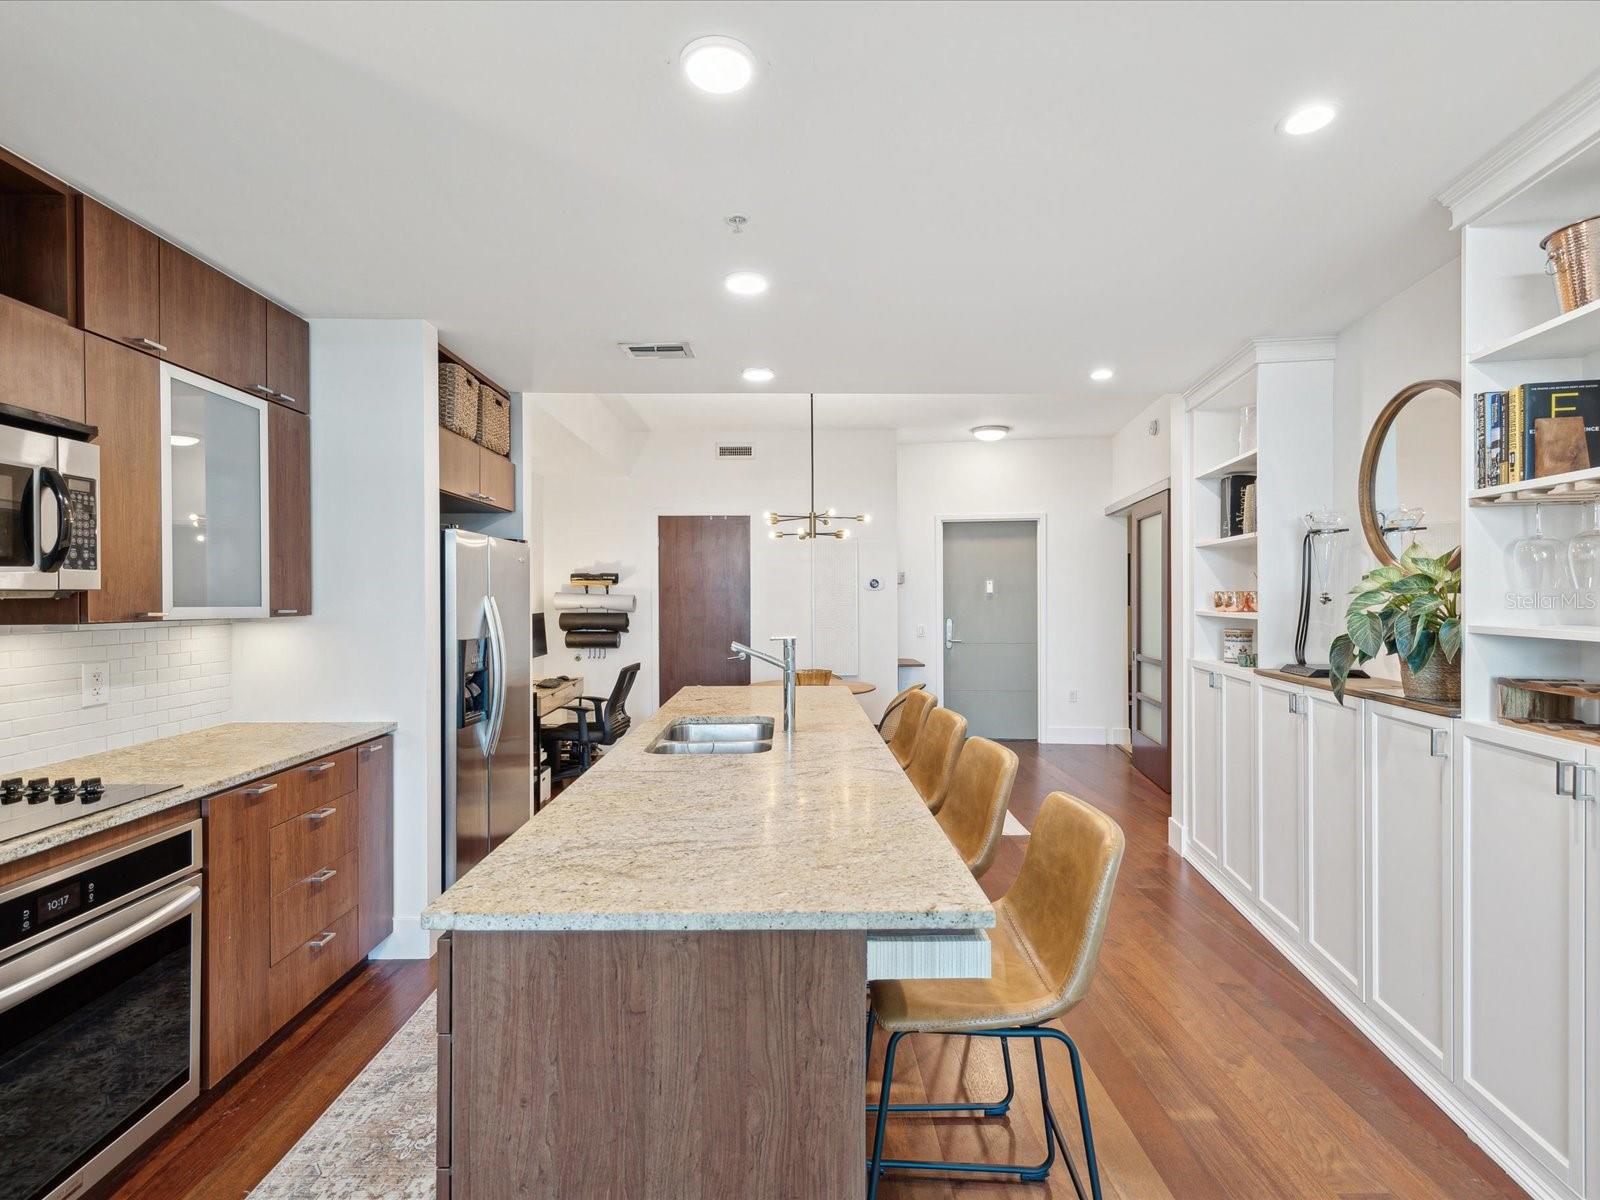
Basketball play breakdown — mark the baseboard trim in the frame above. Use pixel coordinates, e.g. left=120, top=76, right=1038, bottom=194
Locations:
left=1167, top=817, right=1184, bottom=853
left=1182, top=850, right=1571, bottom=1200
left=369, top=914, right=432, bottom=960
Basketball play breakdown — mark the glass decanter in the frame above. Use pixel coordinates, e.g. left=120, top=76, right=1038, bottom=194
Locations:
left=1510, top=503, right=1563, bottom=594
left=1569, top=500, right=1600, bottom=592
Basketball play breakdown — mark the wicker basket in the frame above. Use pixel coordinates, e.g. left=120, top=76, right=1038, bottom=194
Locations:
left=1542, top=215, right=1599, bottom=314
left=439, top=364, right=479, bottom=438
left=477, top=387, right=511, bottom=456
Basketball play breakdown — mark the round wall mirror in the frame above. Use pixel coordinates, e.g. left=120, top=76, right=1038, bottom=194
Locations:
left=1357, top=379, right=1463, bottom=568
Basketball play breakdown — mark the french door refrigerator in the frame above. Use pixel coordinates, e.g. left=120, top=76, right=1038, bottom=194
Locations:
left=442, top=530, right=532, bottom=886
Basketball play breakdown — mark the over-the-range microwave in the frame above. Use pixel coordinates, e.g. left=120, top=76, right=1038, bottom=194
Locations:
left=0, top=403, right=100, bottom=596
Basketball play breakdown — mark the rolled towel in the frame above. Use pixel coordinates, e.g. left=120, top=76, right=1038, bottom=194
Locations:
left=558, top=612, right=629, bottom=632
left=564, top=630, right=621, bottom=649
left=552, top=591, right=636, bottom=613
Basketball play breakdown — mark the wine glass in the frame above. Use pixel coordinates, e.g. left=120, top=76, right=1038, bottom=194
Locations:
left=1510, top=503, right=1563, bottom=593
left=1569, top=501, right=1600, bottom=591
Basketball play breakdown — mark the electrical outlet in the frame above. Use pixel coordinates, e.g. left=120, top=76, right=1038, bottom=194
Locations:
left=915, top=624, right=926, bottom=638
left=1068, top=689, right=1079, bottom=704
left=81, top=663, right=108, bottom=708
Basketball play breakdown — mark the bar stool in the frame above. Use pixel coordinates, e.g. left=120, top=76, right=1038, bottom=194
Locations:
left=904, top=707, right=966, bottom=813
left=876, top=683, right=926, bottom=744
left=935, top=737, right=1017, bottom=878
left=866, top=792, right=1125, bottom=1199
left=797, top=668, right=836, bottom=686
left=887, top=689, right=935, bottom=769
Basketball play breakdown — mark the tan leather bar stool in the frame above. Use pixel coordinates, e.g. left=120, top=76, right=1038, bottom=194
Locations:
left=935, top=737, right=1017, bottom=878
left=903, top=707, right=967, bottom=813
left=796, top=668, right=835, bottom=686
left=866, top=792, right=1125, bottom=1199
left=876, top=683, right=926, bottom=744
left=887, top=689, right=935, bottom=768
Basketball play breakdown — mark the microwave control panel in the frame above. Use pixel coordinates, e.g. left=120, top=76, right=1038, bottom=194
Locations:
left=64, top=475, right=97, bottom=571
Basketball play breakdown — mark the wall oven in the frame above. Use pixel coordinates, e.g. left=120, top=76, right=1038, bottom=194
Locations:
left=0, top=821, right=202, bottom=1200
left=0, top=404, right=101, bottom=596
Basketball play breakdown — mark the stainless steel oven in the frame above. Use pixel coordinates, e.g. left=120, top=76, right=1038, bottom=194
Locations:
left=0, top=404, right=101, bottom=596
left=0, top=821, right=202, bottom=1200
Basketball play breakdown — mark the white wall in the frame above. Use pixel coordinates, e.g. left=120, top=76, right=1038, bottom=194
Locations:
left=537, top=418, right=899, bottom=719
left=232, top=319, right=440, bottom=959
left=1108, top=394, right=1175, bottom=505
left=897, top=438, right=1125, bottom=743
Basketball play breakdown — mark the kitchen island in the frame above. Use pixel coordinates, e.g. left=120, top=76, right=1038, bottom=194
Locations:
left=423, top=684, right=993, bottom=1200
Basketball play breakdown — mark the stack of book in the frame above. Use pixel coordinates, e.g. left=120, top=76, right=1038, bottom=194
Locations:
left=1474, top=379, right=1600, bottom=488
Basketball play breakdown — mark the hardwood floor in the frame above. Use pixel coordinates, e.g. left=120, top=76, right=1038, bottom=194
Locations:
left=96, top=745, right=1522, bottom=1200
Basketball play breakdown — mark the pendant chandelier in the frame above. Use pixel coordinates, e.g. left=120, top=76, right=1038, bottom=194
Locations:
left=764, top=393, right=869, bottom=540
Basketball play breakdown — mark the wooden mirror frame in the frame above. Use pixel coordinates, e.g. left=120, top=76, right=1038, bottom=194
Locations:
left=1356, top=378, right=1463, bottom=569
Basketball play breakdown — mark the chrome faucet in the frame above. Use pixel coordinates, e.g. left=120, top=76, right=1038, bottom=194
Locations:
left=730, top=636, right=797, bottom=739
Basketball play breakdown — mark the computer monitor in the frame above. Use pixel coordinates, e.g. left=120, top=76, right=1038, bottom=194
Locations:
left=531, top=612, right=548, bottom=658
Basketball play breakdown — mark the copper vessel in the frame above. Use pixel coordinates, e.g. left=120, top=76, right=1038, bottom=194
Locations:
left=1542, top=216, right=1599, bottom=313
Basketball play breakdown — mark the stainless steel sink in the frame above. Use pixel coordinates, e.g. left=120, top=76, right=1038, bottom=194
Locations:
left=647, top=716, right=775, bottom=754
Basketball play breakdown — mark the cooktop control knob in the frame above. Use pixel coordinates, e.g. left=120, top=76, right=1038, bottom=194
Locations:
left=53, top=777, right=78, bottom=804
left=80, top=777, right=105, bottom=802
left=0, top=777, right=23, bottom=805
left=25, top=778, right=51, bottom=805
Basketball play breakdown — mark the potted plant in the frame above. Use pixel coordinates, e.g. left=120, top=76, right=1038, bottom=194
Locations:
left=1329, top=544, right=1462, bottom=704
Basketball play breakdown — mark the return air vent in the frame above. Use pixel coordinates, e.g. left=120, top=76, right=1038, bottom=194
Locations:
left=716, top=443, right=755, bottom=460
left=619, top=341, right=693, bottom=359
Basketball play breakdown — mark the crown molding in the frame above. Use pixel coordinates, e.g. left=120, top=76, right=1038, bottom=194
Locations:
left=1435, top=69, right=1600, bottom=229
left=1182, top=336, right=1337, bottom=411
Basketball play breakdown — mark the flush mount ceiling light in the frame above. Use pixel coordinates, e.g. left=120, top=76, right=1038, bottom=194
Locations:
left=1089, top=367, right=1115, bottom=382
left=742, top=366, right=775, bottom=383
left=971, top=425, right=1010, bottom=442
left=724, top=270, right=769, bottom=297
left=766, top=394, right=868, bottom=539
left=1280, top=102, right=1338, bottom=136
left=681, top=35, right=756, bottom=95
left=170, top=434, right=200, bottom=447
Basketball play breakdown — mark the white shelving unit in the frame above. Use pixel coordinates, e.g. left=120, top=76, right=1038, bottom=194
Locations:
left=1195, top=531, right=1259, bottom=549
left=1195, top=607, right=1259, bottom=621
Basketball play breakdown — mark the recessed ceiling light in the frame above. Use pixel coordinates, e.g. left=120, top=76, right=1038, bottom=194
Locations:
left=724, top=270, right=769, bottom=297
left=681, top=36, right=756, bottom=95
left=170, top=434, right=200, bottom=447
left=1089, top=367, right=1115, bottom=382
left=742, top=367, right=775, bottom=383
left=971, top=425, right=1010, bottom=442
left=1280, top=102, right=1338, bottom=136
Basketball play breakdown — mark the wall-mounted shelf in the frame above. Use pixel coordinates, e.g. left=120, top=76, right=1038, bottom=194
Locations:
left=1195, top=448, right=1258, bottom=481
left=1195, top=531, right=1258, bottom=550
left=1468, top=295, right=1600, bottom=364
left=1195, top=608, right=1259, bottom=621
left=1468, top=465, right=1600, bottom=506
left=1467, top=622, right=1600, bottom=644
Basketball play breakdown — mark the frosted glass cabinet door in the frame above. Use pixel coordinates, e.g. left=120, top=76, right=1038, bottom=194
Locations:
left=162, top=363, right=270, bottom=618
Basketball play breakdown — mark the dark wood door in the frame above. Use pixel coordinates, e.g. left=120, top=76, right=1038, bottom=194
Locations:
left=159, top=241, right=266, bottom=394
left=84, top=336, right=163, bottom=624
left=268, top=404, right=312, bottom=616
left=356, top=737, right=394, bottom=958
left=658, top=515, right=751, bottom=704
left=78, top=196, right=161, bottom=351
left=1128, top=490, right=1172, bottom=792
left=203, top=781, right=275, bottom=1086
left=265, top=301, right=310, bottom=412
left=0, top=292, right=83, bottom=422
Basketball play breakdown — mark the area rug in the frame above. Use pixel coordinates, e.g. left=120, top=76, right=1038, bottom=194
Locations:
left=248, top=995, right=437, bottom=1199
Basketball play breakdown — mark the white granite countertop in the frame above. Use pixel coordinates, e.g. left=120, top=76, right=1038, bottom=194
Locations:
left=423, top=685, right=995, bottom=933
left=0, top=721, right=397, bottom=865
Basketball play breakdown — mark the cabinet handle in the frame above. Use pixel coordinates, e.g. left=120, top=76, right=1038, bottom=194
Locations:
left=307, top=930, right=337, bottom=950
left=1575, top=765, right=1597, bottom=803
left=124, top=336, right=168, bottom=353
left=274, top=609, right=301, bottom=616
left=274, top=392, right=299, bottom=406
left=304, top=867, right=338, bottom=885
left=1556, top=760, right=1578, bottom=796
left=306, top=761, right=337, bottom=775
left=1429, top=728, right=1449, bottom=758
left=250, top=384, right=276, bottom=398
left=242, top=782, right=278, bottom=798
left=142, top=611, right=168, bottom=620
left=360, top=743, right=385, bottom=758
left=304, top=806, right=337, bottom=822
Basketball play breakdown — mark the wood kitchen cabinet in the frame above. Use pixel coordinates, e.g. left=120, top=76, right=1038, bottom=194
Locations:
left=265, top=301, right=309, bottom=413
left=77, top=195, right=161, bottom=352
left=84, top=337, right=163, bottom=623
left=0, top=292, right=83, bottom=422
left=440, top=427, right=516, bottom=512
left=203, top=778, right=276, bottom=1086
left=159, top=241, right=267, bottom=397
left=268, top=404, right=312, bottom=616
left=356, top=738, right=395, bottom=958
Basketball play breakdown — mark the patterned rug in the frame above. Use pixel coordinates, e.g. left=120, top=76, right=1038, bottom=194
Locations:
left=249, top=995, right=436, bottom=1199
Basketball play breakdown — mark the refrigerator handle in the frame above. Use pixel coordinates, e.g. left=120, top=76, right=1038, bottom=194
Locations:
left=486, top=594, right=509, bottom=754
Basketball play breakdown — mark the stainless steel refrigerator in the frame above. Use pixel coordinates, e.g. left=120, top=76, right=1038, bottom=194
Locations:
left=442, top=530, right=533, bottom=886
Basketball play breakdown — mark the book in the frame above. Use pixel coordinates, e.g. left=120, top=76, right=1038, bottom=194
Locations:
left=1220, top=473, right=1255, bottom=538
left=1474, top=393, right=1487, bottom=489
left=1508, top=386, right=1525, bottom=483
left=1522, top=378, right=1600, bottom=479
left=1487, top=391, right=1506, bottom=485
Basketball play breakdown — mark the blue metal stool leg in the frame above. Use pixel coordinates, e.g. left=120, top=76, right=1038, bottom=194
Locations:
left=864, top=1034, right=1016, bottom=1116
left=866, top=1031, right=903, bottom=1200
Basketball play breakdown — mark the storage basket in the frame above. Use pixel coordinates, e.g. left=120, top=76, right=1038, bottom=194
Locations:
left=1541, top=216, right=1599, bottom=313
left=439, top=363, right=479, bottom=438
left=477, top=387, right=511, bottom=456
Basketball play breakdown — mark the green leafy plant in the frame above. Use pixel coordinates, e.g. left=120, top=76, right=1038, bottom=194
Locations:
left=1329, top=544, right=1462, bottom=703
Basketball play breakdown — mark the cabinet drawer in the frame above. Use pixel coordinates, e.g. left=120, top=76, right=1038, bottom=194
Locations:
left=270, top=849, right=357, bottom=963
left=268, top=906, right=361, bottom=1029
left=269, top=797, right=356, bottom=896
left=267, top=749, right=358, bottom=826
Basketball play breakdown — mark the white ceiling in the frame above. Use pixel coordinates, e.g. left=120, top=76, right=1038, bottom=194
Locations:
left=1, top=2, right=1596, bottom=433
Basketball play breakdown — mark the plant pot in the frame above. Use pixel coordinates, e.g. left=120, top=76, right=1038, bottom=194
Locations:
left=1400, top=652, right=1461, bottom=705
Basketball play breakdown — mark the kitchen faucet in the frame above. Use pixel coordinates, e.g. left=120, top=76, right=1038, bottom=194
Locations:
left=730, top=636, right=797, bottom=740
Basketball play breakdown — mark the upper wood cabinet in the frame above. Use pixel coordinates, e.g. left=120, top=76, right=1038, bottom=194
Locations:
left=439, top=427, right=515, bottom=513
left=84, top=337, right=162, bottom=624
left=265, top=302, right=309, bottom=413
left=0, top=292, right=84, bottom=423
left=78, top=196, right=161, bottom=352
left=0, top=147, right=75, bottom=322
left=159, top=243, right=267, bottom=397
left=268, top=404, right=312, bottom=616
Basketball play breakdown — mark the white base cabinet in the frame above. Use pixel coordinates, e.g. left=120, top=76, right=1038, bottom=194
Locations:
left=1255, top=675, right=1306, bottom=939
left=1189, top=664, right=1223, bottom=867
left=1221, top=672, right=1255, bottom=893
left=1306, top=689, right=1364, bottom=998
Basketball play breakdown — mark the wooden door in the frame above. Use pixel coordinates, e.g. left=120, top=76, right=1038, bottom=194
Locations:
left=265, top=301, right=310, bottom=412
left=356, top=737, right=394, bottom=958
left=159, top=241, right=266, bottom=394
left=1367, top=704, right=1452, bottom=1077
left=477, top=446, right=515, bottom=511
left=1126, top=491, right=1170, bottom=789
left=203, top=781, right=275, bottom=1085
left=1305, top=690, right=1363, bottom=997
left=1255, top=676, right=1306, bottom=937
left=0, top=292, right=83, bottom=422
left=657, top=515, right=751, bottom=704
left=439, top=428, right=480, bottom=501
left=1188, top=664, right=1222, bottom=866
left=268, top=404, right=312, bottom=616
left=78, top=196, right=161, bottom=351
left=1221, top=672, right=1256, bottom=891
left=84, top=337, right=162, bottom=623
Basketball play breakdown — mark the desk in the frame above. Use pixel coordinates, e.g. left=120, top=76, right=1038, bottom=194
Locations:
left=532, top=676, right=583, bottom=810
left=754, top=678, right=876, bottom=696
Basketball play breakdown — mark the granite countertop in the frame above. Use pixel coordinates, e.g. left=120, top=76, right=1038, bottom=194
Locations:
left=0, top=721, right=397, bottom=866
left=423, top=685, right=995, bottom=933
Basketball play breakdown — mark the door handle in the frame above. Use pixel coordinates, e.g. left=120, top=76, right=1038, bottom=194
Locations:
left=124, top=335, right=169, bottom=353
left=1574, top=764, right=1597, bottom=803
left=1556, top=760, right=1578, bottom=796
left=38, top=467, right=71, bottom=572
left=1429, top=728, right=1449, bottom=758
left=250, top=384, right=276, bottom=398
left=274, top=608, right=301, bottom=616
left=303, top=867, right=338, bottom=886
left=274, top=392, right=299, bottom=407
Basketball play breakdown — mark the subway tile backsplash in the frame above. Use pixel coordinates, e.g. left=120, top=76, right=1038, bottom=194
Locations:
left=0, top=621, right=231, bottom=775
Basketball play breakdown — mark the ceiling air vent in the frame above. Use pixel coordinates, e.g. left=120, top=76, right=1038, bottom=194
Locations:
left=619, top=341, right=693, bottom=359
left=716, top=442, right=755, bottom=460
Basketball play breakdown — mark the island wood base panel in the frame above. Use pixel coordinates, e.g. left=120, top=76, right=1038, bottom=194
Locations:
left=440, top=929, right=868, bottom=1199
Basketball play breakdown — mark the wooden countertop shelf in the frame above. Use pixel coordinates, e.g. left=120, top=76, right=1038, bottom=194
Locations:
left=1253, top=667, right=1461, bottom=719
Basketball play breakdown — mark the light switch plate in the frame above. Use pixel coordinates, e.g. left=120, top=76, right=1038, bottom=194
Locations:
left=81, top=663, right=108, bottom=708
